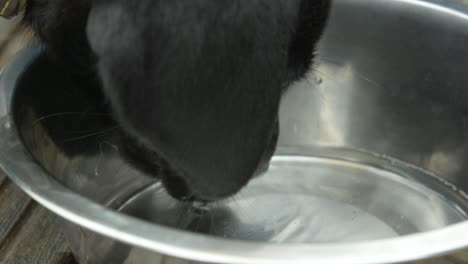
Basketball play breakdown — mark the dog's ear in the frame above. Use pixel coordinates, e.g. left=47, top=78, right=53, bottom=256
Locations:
left=86, top=0, right=308, bottom=200
left=0, top=0, right=23, bottom=18
left=23, top=0, right=94, bottom=74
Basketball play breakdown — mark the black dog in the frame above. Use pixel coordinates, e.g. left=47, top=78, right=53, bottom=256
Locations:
left=11, top=0, right=330, bottom=201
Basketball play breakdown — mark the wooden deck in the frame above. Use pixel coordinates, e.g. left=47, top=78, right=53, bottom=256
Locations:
left=0, top=172, right=76, bottom=264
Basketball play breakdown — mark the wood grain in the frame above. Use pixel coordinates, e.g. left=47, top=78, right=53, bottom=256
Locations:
left=0, top=180, right=32, bottom=244
left=0, top=202, right=72, bottom=264
left=0, top=177, right=75, bottom=264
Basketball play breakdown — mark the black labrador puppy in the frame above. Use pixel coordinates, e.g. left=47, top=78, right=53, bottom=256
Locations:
left=7, top=0, right=330, bottom=201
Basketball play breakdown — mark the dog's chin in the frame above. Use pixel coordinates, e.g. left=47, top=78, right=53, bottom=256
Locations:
left=160, top=174, right=196, bottom=202
left=161, top=162, right=272, bottom=203
left=120, top=141, right=275, bottom=203
left=118, top=123, right=278, bottom=203
left=119, top=131, right=219, bottom=203
left=161, top=174, right=217, bottom=203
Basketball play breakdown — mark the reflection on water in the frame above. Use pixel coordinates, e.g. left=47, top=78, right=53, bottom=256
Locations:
left=118, top=150, right=468, bottom=243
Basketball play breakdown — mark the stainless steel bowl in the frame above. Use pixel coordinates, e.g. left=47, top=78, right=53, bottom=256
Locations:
left=3, top=0, right=468, bottom=263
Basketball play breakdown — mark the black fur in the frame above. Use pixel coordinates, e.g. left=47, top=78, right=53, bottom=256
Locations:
left=23, top=0, right=330, bottom=201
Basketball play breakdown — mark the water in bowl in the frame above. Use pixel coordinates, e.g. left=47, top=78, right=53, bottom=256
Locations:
left=117, top=149, right=468, bottom=244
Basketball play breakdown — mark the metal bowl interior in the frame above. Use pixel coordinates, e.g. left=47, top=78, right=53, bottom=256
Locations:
left=3, top=0, right=468, bottom=263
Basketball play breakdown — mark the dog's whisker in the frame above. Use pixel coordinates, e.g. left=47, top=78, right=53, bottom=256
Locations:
left=31, top=112, right=112, bottom=126
left=61, top=126, right=118, bottom=142
left=356, top=72, right=386, bottom=89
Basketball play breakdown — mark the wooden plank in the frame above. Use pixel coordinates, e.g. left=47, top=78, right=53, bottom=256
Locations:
left=410, top=257, right=463, bottom=264
left=0, top=201, right=74, bottom=264
left=0, top=180, right=32, bottom=244
left=450, top=250, right=468, bottom=263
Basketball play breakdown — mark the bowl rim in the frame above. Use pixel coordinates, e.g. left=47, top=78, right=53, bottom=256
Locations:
left=3, top=0, right=468, bottom=263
